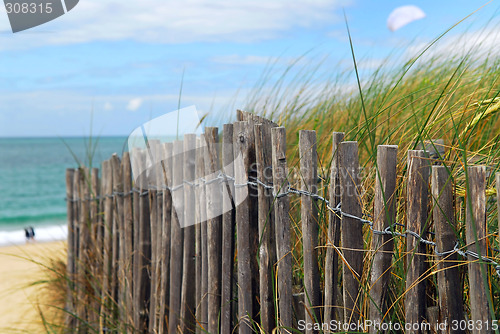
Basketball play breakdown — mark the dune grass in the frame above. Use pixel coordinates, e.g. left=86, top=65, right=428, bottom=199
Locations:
left=243, top=15, right=500, bottom=332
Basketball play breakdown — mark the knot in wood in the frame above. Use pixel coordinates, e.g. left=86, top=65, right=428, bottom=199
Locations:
left=239, top=134, right=245, bottom=143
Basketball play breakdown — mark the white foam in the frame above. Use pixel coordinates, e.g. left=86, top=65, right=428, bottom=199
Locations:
left=0, top=225, right=67, bottom=246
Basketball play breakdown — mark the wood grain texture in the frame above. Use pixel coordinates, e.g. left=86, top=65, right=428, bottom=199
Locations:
left=169, top=140, right=185, bottom=334
left=369, top=145, right=397, bottom=330
left=405, top=150, right=430, bottom=333
left=431, top=165, right=464, bottom=333
left=65, top=168, right=76, bottom=330
left=234, top=121, right=258, bottom=334
left=196, top=135, right=209, bottom=333
left=204, top=128, right=223, bottom=334
left=299, top=130, right=321, bottom=333
left=339, top=141, right=363, bottom=324
left=148, top=140, right=160, bottom=333
left=121, top=152, right=134, bottom=328
left=221, top=124, right=236, bottom=334
left=254, top=122, right=277, bottom=333
left=466, top=166, right=492, bottom=334
left=180, top=134, right=197, bottom=332
left=158, top=143, right=173, bottom=334
left=111, top=154, right=123, bottom=314
left=271, top=127, right=293, bottom=332
left=137, top=149, right=152, bottom=332
left=324, top=132, right=344, bottom=325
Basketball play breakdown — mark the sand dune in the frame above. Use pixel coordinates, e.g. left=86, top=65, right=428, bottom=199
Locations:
left=0, top=241, right=66, bottom=333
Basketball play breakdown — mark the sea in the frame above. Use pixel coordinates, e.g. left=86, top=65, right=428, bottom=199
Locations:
left=0, top=137, right=128, bottom=246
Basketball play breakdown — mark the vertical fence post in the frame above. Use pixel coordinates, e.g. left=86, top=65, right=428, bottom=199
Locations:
left=299, top=130, right=321, bottom=332
left=254, top=122, right=277, bottom=333
left=204, top=127, right=223, bottom=333
left=339, top=141, right=363, bottom=324
left=169, top=140, right=185, bottom=333
left=234, top=121, right=260, bottom=333
left=72, top=168, right=81, bottom=329
left=405, top=150, right=430, bottom=332
left=181, top=134, right=197, bottom=332
left=148, top=140, right=160, bottom=332
left=155, top=142, right=164, bottom=332
left=100, top=160, right=112, bottom=331
left=137, top=149, right=152, bottom=332
left=431, top=165, right=464, bottom=330
left=324, top=132, right=344, bottom=325
left=111, top=154, right=123, bottom=317
left=65, top=168, right=76, bottom=330
left=197, top=135, right=209, bottom=333
left=90, top=167, right=100, bottom=327
left=131, top=149, right=141, bottom=330
left=122, top=152, right=134, bottom=329
left=78, top=167, right=91, bottom=329
left=221, top=124, right=236, bottom=334
left=159, top=143, right=173, bottom=334
left=369, top=145, right=397, bottom=329
left=271, top=127, right=293, bottom=332
left=466, top=166, right=492, bottom=334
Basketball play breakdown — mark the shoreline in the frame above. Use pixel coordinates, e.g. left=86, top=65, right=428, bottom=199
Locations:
left=0, top=241, right=67, bottom=333
left=0, top=224, right=67, bottom=247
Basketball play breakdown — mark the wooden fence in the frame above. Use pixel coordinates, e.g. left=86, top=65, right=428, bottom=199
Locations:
left=65, top=110, right=500, bottom=333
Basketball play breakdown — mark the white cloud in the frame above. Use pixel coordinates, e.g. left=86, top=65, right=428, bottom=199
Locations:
left=211, top=55, right=275, bottom=65
left=405, top=26, right=500, bottom=62
left=104, top=102, right=113, bottom=111
left=127, top=98, right=143, bottom=111
left=0, top=0, right=351, bottom=49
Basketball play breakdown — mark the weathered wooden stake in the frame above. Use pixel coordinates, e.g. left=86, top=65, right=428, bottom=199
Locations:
left=271, top=127, right=293, bottom=332
left=339, top=141, right=363, bottom=323
left=137, top=149, right=151, bottom=332
left=254, top=122, right=277, bottom=333
left=405, top=150, right=430, bottom=333
left=197, top=135, right=209, bottom=334
left=466, top=166, right=492, bottom=334
left=205, top=128, right=223, bottom=334
left=159, top=143, right=173, bottom=334
left=234, top=121, right=260, bottom=334
left=121, top=152, right=134, bottom=328
left=65, top=168, right=76, bottom=330
left=324, top=132, right=344, bottom=325
left=169, top=140, right=185, bottom=334
left=369, top=145, right=397, bottom=330
left=431, top=165, right=464, bottom=333
left=221, top=124, right=236, bottom=334
left=148, top=140, right=160, bottom=332
left=180, top=134, right=197, bottom=332
left=299, top=130, right=321, bottom=333
left=90, top=167, right=100, bottom=327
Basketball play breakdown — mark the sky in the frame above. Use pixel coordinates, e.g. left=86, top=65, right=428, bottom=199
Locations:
left=0, top=0, right=498, bottom=137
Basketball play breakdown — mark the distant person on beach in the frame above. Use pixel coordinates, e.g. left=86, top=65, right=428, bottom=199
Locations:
left=29, top=226, right=35, bottom=242
left=24, top=228, right=30, bottom=243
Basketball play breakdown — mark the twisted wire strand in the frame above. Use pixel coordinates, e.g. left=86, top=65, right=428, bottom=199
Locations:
left=65, top=172, right=500, bottom=277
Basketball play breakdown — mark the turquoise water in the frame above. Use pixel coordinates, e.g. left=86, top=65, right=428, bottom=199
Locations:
left=0, top=137, right=128, bottom=233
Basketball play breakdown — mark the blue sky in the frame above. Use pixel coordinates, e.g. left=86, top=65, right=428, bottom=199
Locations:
left=0, top=0, right=498, bottom=137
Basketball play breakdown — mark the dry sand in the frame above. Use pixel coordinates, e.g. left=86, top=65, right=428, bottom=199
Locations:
left=0, top=241, right=66, bottom=333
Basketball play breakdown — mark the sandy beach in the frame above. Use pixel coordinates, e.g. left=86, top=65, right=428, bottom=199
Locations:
left=0, top=241, right=66, bottom=333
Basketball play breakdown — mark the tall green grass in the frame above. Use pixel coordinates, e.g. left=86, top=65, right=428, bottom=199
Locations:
left=245, top=16, right=500, bottom=332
